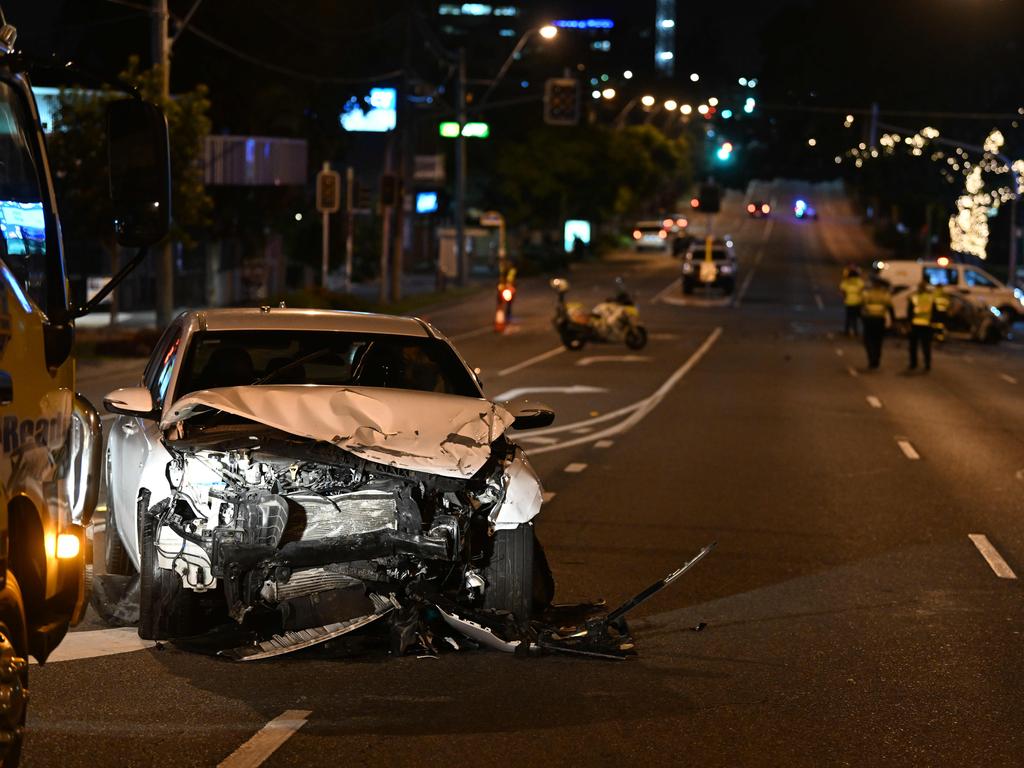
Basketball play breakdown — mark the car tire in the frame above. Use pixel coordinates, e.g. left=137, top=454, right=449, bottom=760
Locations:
left=482, top=524, right=543, bottom=623
left=0, top=574, right=28, bottom=768
left=138, top=503, right=197, bottom=641
left=625, top=326, right=648, bottom=350
left=560, top=332, right=585, bottom=351
left=104, top=502, right=134, bottom=577
left=682, top=278, right=694, bottom=295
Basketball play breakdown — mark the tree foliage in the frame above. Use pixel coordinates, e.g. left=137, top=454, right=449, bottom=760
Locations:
left=47, top=56, right=212, bottom=248
left=493, top=124, right=692, bottom=229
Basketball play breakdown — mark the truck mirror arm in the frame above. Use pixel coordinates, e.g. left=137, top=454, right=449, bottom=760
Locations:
left=57, top=245, right=149, bottom=323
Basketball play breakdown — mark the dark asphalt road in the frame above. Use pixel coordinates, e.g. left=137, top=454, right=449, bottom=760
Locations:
left=31, top=182, right=1024, bottom=766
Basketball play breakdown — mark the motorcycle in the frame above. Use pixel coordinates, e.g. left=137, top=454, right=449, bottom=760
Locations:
left=551, top=277, right=648, bottom=350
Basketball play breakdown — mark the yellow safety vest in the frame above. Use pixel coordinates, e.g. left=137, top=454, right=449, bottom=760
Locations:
left=910, top=291, right=934, bottom=326
left=861, top=286, right=891, bottom=318
left=840, top=276, right=865, bottom=306
left=932, top=290, right=950, bottom=313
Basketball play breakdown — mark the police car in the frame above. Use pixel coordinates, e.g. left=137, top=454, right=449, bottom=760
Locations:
left=681, top=237, right=738, bottom=295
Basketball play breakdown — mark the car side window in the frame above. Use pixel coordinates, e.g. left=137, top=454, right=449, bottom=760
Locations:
left=923, top=267, right=957, bottom=286
left=965, top=269, right=995, bottom=287
left=144, top=326, right=183, bottom=408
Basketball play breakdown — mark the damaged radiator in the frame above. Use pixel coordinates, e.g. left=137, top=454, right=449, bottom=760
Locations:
left=260, top=566, right=363, bottom=603
left=286, top=491, right=397, bottom=540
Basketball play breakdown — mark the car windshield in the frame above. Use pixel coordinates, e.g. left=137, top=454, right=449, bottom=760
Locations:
left=173, top=330, right=480, bottom=401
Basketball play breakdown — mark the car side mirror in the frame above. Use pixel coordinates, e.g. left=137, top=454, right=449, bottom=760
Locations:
left=103, top=387, right=157, bottom=419
left=504, top=399, right=556, bottom=430
left=107, top=98, right=171, bottom=248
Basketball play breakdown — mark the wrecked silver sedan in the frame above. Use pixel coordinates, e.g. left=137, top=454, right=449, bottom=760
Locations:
left=101, top=309, right=555, bottom=658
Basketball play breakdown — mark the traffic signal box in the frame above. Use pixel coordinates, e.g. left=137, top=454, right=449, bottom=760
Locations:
left=696, top=183, right=721, bottom=214
left=544, top=78, right=580, bottom=126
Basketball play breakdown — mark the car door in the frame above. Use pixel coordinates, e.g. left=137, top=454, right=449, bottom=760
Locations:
left=109, top=323, right=182, bottom=567
left=962, top=266, right=1003, bottom=307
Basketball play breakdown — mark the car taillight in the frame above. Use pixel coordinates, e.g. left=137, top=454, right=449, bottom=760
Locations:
left=747, top=204, right=756, bottom=213
left=690, top=197, right=699, bottom=208
left=663, top=218, right=673, bottom=228
left=659, top=230, right=668, bottom=239
left=633, top=230, right=642, bottom=239
left=762, top=204, right=770, bottom=214
left=676, top=218, right=687, bottom=227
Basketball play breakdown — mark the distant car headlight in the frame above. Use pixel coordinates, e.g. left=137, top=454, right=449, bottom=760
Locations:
left=1014, top=287, right=1024, bottom=305
left=682, top=262, right=694, bottom=273
left=720, top=263, right=735, bottom=275
left=990, top=305, right=1002, bottom=317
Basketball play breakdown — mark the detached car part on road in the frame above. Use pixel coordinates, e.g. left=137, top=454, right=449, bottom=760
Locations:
left=102, top=309, right=563, bottom=657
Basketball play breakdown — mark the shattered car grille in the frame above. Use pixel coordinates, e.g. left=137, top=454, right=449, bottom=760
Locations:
left=285, top=492, right=397, bottom=540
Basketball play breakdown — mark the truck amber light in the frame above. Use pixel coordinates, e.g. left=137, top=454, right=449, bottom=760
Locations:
left=57, top=533, right=80, bottom=559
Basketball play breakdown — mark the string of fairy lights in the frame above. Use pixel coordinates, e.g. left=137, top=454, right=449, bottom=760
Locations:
left=834, top=108, right=1024, bottom=260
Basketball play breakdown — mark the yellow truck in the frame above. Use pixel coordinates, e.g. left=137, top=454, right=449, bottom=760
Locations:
left=0, top=8, right=170, bottom=762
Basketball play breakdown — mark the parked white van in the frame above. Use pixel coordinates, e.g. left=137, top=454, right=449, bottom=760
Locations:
left=874, top=258, right=1023, bottom=321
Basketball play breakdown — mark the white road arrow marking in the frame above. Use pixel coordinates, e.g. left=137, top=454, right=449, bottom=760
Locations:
left=493, top=385, right=608, bottom=402
left=575, top=355, right=652, bottom=367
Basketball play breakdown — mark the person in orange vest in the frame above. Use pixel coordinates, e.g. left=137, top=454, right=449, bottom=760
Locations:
left=907, top=280, right=935, bottom=371
left=496, top=263, right=517, bottom=328
left=839, top=265, right=865, bottom=337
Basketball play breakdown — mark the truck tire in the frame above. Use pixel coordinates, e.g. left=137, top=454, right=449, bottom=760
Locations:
left=0, top=575, right=28, bottom=767
left=103, top=502, right=133, bottom=576
left=138, top=506, right=197, bottom=641
left=482, top=525, right=535, bottom=622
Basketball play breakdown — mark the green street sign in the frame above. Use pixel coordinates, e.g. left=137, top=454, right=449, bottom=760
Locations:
left=439, top=121, right=490, bottom=139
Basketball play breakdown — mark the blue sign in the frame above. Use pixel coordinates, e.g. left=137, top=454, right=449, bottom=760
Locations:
left=416, top=192, right=439, bottom=214
left=554, top=18, right=614, bottom=30
left=340, top=88, right=397, bottom=133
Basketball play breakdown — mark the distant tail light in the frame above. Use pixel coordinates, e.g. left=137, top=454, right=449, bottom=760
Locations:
left=633, top=230, right=642, bottom=239
left=762, top=204, right=771, bottom=214
left=659, top=230, right=668, bottom=239
left=676, top=218, right=687, bottom=227
left=663, top=218, right=674, bottom=228
left=747, top=203, right=756, bottom=213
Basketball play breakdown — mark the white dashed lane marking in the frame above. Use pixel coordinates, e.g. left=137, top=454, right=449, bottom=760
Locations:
left=1000, top=373, right=1018, bottom=385
left=542, top=491, right=557, bottom=503
left=563, top=463, right=588, bottom=473
left=866, top=396, right=882, bottom=408
left=218, top=710, right=313, bottom=768
left=594, top=439, right=614, bottom=449
left=896, top=439, right=920, bottom=460
left=968, top=534, right=1017, bottom=579
left=496, top=346, right=565, bottom=377
left=847, top=366, right=858, bottom=378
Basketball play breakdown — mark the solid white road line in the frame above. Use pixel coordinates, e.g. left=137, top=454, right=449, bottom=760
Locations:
left=594, top=439, right=614, bottom=448
left=449, top=326, right=494, bottom=342
left=968, top=534, right=1017, bottom=580
left=733, top=251, right=761, bottom=308
left=847, top=366, right=859, bottom=378
left=492, top=385, right=607, bottom=401
left=514, top=435, right=559, bottom=445
left=650, top=278, right=682, bottom=304
left=1000, top=373, right=1018, bottom=385
left=531, top=327, right=722, bottom=455
left=33, top=627, right=154, bottom=665
left=866, top=396, right=883, bottom=408
left=542, top=491, right=557, bottom=503
left=575, top=355, right=651, bottom=367
left=218, top=710, right=313, bottom=768
left=496, top=346, right=565, bottom=377
left=814, top=293, right=824, bottom=310
left=896, top=439, right=920, bottom=460
left=563, top=463, right=588, bottom=473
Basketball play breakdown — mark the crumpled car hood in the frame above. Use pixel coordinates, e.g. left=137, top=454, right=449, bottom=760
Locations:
left=163, top=386, right=514, bottom=479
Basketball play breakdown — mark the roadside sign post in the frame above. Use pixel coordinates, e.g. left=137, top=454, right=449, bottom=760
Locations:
left=316, top=162, right=342, bottom=289
left=344, top=167, right=354, bottom=293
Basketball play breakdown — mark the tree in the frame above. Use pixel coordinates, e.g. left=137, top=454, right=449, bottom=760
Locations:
left=47, top=57, right=212, bottom=321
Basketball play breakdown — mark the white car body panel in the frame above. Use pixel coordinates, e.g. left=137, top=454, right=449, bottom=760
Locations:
left=879, top=260, right=1022, bottom=321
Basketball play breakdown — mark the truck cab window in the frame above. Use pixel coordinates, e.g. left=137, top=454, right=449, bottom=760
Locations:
left=0, top=82, right=50, bottom=312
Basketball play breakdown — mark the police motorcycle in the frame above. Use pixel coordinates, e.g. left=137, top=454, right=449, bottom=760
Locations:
left=550, top=277, right=648, bottom=350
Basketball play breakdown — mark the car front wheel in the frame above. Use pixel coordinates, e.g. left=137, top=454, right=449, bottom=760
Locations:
left=138, top=503, right=200, bottom=641
left=482, top=524, right=552, bottom=622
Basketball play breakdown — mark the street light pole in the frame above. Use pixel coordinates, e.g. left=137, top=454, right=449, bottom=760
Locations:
left=153, top=0, right=174, bottom=327
left=455, top=48, right=468, bottom=286
left=479, top=25, right=557, bottom=107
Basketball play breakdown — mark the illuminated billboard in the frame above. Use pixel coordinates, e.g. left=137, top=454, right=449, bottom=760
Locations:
left=340, top=88, right=397, bottom=133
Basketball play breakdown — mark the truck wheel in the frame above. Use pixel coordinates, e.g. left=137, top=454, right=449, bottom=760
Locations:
left=625, top=326, right=648, bottom=350
left=482, top=524, right=541, bottom=623
left=0, top=575, right=28, bottom=767
left=138, top=507, right=197, bottom=641
left=104, top=503, right=134, bottom=576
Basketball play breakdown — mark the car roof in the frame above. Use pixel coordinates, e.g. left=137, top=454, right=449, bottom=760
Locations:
left=178, top=308, right=433, bottom=338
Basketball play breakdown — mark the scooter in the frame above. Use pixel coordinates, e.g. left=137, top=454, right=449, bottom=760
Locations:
left=551, top=277, right=648, bottom=350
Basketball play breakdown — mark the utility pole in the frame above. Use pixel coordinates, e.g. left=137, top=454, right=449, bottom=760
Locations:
left=344, top=167, right=354, bottom=292
left=153, top=0, right=174, bottom=327
left=455, top=48, right=468, bottom=286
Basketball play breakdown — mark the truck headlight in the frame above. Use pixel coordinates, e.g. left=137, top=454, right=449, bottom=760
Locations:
left=682, top=262, right=693, bottom=273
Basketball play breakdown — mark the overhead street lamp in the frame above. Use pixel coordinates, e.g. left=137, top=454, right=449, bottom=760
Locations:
left=479, top=23, right=558, bottom=106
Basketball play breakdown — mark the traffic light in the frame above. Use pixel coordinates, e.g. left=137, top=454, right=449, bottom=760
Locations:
left=544, top=78, right=580, bottom=126
left=695, top=183, right=721, bottom=213
left=380, top=174, right=401, bottom=207
left=716, top=142, right=733, bottom=162
left=316, top=167, right=341, bottom=213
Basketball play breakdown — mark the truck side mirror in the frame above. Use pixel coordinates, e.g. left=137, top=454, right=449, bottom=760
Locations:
left=107, top=98, right=171, bottom=248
